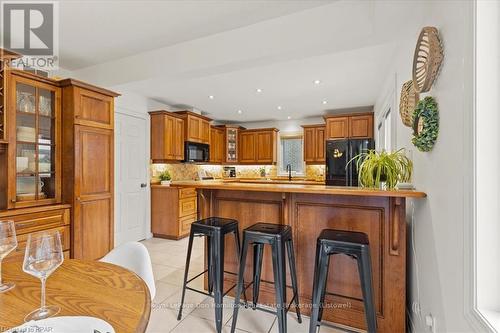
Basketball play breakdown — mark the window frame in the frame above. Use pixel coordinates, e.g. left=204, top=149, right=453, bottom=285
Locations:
left=277, top=132, right=305, bottom=177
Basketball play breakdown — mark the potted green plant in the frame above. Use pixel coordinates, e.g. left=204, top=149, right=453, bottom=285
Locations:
left=158, top=170, right=172, bottom=186
left=348, top=148, right=413, bottom=189
left=259, top=167, right=266, bottom=178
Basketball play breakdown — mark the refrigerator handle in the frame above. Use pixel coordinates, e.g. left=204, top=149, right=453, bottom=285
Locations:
left=347, top=140, right=352, bottom=186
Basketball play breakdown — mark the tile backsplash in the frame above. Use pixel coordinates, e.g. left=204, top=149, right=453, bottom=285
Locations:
left=151, top=163, right=325, bottom=182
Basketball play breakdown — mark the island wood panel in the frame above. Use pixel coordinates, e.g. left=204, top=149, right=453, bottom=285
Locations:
left=291, top=193, right=394, bottom=331
left=198, top=189, right=294, bottom=301
left=198, top=189, right=407, bottom=333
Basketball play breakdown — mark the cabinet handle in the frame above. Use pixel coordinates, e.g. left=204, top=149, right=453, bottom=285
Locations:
left=140, top=183, right=147, bottom=188
left=10, top=199, right=16, bottom=203
left=76, top=197, right=81, bottom=202
left=16, top=221, right=37, bottom=229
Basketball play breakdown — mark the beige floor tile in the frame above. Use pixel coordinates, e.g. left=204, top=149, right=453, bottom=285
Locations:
left=146, top=303, right=181, bottom=333
left=153, top=264, right=179, bottom=282
left=159, top=267, right=207, bottom=288
left=225, top=306, right=276, bottom=333
left=163, top=288, right=210, bottom=315
left=190, top=296, right=235, bottom=323
left=154, top=281, right=182, bottom=304
left=171, top=315, right=237, bottom=333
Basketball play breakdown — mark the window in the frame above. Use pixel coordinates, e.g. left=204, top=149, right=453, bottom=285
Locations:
left=279, top=135, right=304, bottom=175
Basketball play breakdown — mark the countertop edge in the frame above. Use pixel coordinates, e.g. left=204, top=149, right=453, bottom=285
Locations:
left=150, top=182, right=427, bottom=198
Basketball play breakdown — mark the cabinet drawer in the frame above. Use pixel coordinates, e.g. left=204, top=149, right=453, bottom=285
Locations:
left=179, top=197, right=197, bottom=217
left=6, top=208, right=70, bottom=236
left=5, top=225, right=71, bottom=263
left=179, top=187, right=197, bottom=199
left=179, top=214, right=197, bottom=236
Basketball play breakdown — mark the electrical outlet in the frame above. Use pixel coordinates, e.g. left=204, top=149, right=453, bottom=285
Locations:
left=425, top=314, right=436, bottom=333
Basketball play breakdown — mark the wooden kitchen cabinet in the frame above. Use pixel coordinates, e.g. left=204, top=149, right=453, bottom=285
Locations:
left=239, top=131, right=257, bottom=163
left=175, top=111, right=211, bottom=144
left=151, top=186, right=198, bottom=239
left=0, top=204, right=71, bottom=263
left=209, top=126, right=224, bottom=163
left=149, top=110, right=184, bottom=162
left=239, top=128, right=278, bottom=164
left=60, top=79, right=119, bottom=260
left=325, top=116, right=349, bottom=139
left=324, top=112, right=374, bottom=140
left=349, top=114, right=374, bottom=138
left=4, top=70, right=62, bottom=210
left=215, top=125, right=245, bottom=164
left=302, top=124, right=326, bottom=164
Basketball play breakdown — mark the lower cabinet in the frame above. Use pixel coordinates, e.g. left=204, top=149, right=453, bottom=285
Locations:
left=151, top=186, right=197, bottom=239
left=0, top=205, right=71, bottom=263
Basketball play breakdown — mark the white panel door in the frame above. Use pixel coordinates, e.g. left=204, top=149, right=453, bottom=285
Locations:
left=115, top=112, right=148, bottom=245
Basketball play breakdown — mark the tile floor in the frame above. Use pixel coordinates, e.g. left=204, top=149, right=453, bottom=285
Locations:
left=142, top=237, right=348, bottom=333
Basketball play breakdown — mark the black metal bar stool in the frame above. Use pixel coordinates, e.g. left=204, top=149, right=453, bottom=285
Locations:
left=309, top=229, right=377, bottom=333
left=177, top=217, right=245, bottom=333
left=231, top=223, right=302, bottom=333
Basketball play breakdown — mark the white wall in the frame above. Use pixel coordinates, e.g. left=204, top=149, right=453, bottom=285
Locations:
left=476, top=0, right=500, bottom=314
left=235, top=116, right=324, bottom=133
left=373, top=1, right=476, bottom=332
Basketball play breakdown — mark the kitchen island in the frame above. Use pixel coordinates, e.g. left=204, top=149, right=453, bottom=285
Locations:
left=155, top=181, right=425, bottom=332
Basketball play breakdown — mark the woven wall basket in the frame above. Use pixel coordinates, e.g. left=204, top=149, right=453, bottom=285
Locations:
left=400, top=80, right=419, bottom=127
left=412, top=27, right=444, bottom=93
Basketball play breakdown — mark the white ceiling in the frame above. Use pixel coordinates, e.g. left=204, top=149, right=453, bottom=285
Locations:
left=59, top=0, right=331, bottom=70
left=60, top=0, right=427, bottom=123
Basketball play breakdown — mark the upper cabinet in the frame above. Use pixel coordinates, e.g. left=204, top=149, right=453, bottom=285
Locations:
left=215, top=125, right=245, bottom=164
left=302, top=124, right=325, bottom=164
left=325, top=116, right=349, bottom=139
left=324, top=112, right=374, bottom=140
left=239, top=128, right=278, bottom=164
left=349, top=114, right=374, bottom=138
left=149, top=111, right=184, bottom=162
left=209, top=126, right=224, bottom=164
left=6, top=70, right=62, bottom=209
left=174, top=111, right=211, bottom=144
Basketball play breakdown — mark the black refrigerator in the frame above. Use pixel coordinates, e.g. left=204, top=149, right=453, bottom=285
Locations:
left=325, top=139, right=374, bottom=186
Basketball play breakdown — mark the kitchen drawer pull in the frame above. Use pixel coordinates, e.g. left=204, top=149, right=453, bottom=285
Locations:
left=16, top=221, right=37, bottom=229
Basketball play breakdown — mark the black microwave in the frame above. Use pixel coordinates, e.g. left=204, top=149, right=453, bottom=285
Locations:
left=183, top=141, right=209, bottom=163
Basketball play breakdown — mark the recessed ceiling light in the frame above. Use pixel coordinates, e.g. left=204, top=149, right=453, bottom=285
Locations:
left=208, top=95, right=214, bottom=99
left=237, top=110, right=243, bottom=114
left=322, top=100, right=328, bottom=105
left=256, top=88, right=263, bottom=93
left=277, top=106, right=282, bottom=110
left=287, top=116, right=291, bottom=120
left=314, top=80, right=321, bottom=85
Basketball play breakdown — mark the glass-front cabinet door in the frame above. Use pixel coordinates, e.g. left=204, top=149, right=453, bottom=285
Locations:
left=8, top=74, right=61, bottom=208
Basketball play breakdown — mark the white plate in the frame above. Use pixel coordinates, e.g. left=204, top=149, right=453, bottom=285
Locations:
left=7, top=316, right=115, bottom=333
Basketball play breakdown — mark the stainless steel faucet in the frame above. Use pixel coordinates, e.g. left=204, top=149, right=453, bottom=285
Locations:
left=286, top=164, right=292, bottom=181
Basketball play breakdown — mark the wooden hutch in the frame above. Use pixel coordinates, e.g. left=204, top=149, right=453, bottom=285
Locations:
left=0, top=50, right=120, bottom=262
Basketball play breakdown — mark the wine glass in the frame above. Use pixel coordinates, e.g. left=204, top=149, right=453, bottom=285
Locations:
left=23, top=230, right=64, bottom=321
left=0, top=220, right=18, bottom=293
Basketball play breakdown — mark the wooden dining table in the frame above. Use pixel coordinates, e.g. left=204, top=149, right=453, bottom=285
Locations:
left=0, top=259, right=151, bottom=333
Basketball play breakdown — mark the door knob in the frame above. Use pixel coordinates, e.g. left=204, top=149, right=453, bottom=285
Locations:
left=140, top=183, right=147, bottom=188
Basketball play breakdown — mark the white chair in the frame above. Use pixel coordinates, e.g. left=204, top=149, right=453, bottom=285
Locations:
left=100, top=242, right=156, bottom=299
